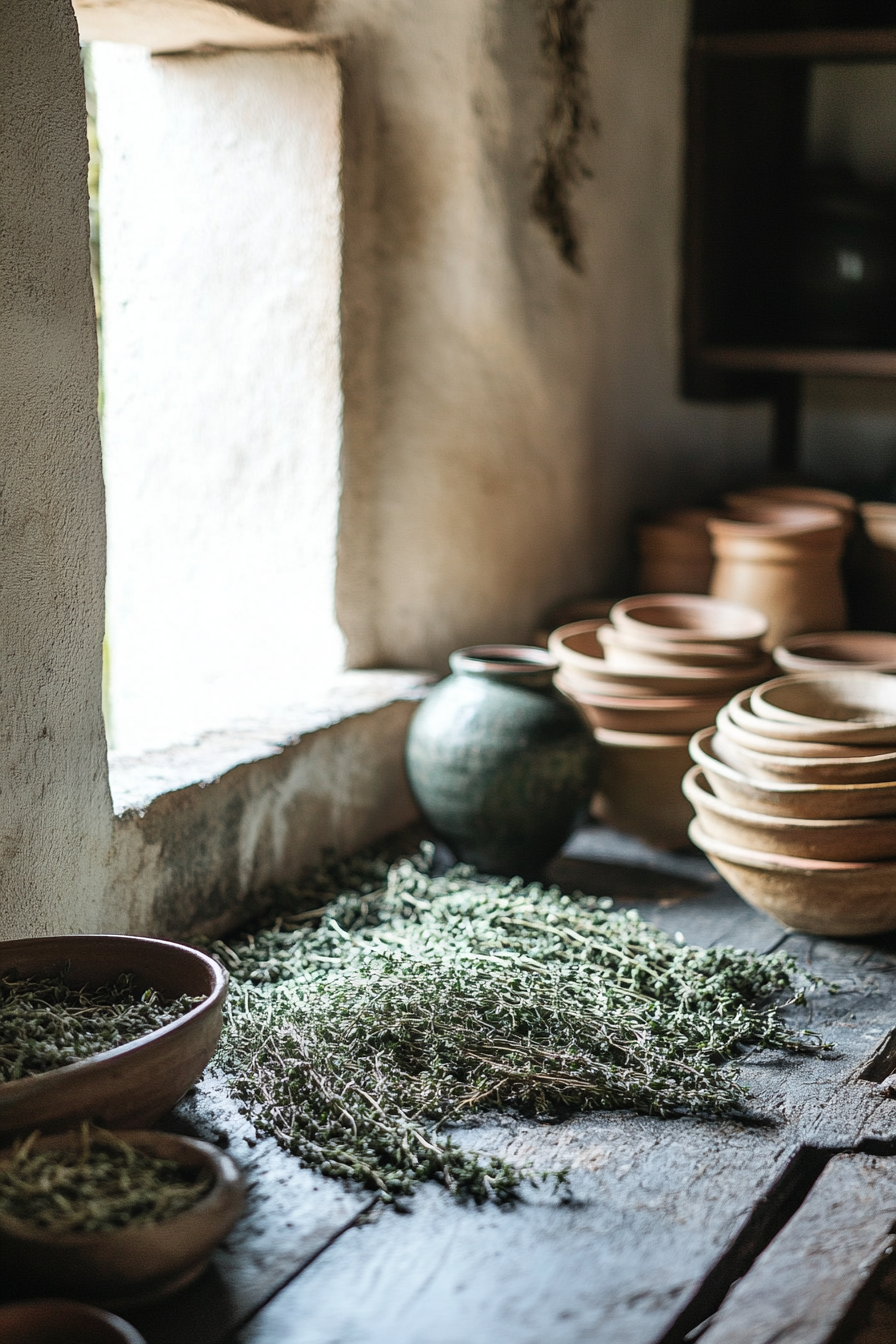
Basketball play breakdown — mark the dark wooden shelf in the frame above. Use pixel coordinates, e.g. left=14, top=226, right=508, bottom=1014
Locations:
left=700, top=346, right=896, bottom=377
left=693, top=29, right=896, bottom=59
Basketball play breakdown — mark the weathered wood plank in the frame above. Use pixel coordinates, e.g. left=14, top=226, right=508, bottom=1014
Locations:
left=699, top=1154, right=896, bottom=1344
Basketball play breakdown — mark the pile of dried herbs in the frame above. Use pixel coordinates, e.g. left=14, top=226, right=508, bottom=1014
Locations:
left=0, top=971, right=200, bottom=1082
left=0, top=1126, right=213, bottom=1233
left=212, top=845, right=825, bottom=1205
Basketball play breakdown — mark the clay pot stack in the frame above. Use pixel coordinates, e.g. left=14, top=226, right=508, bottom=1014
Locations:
left=686, top=671, right=896, bottom=936
left=637, top=509, right=715, bottom=595
left=773, top=630, right=896, bottom=674
left=549, top=594, right=772, bottom=849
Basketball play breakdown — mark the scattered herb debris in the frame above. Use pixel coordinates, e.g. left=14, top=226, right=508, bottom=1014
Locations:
left=211, top=845, right=827, bottom=1205
left=0, top=971, right=200, bottom=1083
left=0, top=1125, right=213, bottom=1233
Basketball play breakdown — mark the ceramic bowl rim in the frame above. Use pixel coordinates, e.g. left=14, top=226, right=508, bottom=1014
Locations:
left=608, top=593, right=768, bottom=645
left=450, top=645, right=559, bottom=676
left=682, top=765, right=896, bottom=832
left=690, top=725, right=896, bottom=797
left=688, top=818, right=890, bottom=873
left=751, top=673, right=896, bottom=731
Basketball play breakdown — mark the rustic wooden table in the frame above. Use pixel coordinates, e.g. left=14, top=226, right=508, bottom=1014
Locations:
left=116, top=828, right=896, bottom=1344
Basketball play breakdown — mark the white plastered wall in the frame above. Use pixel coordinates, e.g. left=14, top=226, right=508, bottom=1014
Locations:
left=93, top=43, right=346, bottom=754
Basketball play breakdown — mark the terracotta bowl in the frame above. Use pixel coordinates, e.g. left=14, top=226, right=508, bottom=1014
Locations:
left=716, top=703, right=885, bottom=760
left=683, top=766, right=896, bottom=862
left=727, top=685, right=896, bottom=747
left=0, top=1301, right=146, bottom=1344
left=689, top=726, right=896, bottom=819
left=710, top=731, right=896, bottom=785
left=608, top=593, right=768, bottom=649
left=773, top=631, right=896, bottom=674
left=548, top=623, right=772, bottom=698
left=533, top=596, right=614, bottom=648
left=555, top=675, right=727, bottom=734
left=689, top=820, right=896, bottom=936
left=0, top=936, right=228, bottom=1140
left=596, top=728, right=694, bottom=849
left=0, top=1130, right=244, bottom=1308
left=598, top=623, right=757, bottom=669
left=750, top=673, right=896, bottom=740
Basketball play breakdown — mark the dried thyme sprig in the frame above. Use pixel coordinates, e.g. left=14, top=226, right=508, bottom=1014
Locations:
left=0, top=971, right=201, bottom=1083
left=211, top=846, right=827, bottom=1205
left=0, top=1125, right=213, bottom=1233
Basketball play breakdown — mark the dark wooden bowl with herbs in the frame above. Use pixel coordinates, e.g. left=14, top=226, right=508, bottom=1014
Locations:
left=0, top=1299, right=147, bottom=1344
left=0, top=1128, right=245, bottom=1307
left=0, top=936, right=227, bottom=1139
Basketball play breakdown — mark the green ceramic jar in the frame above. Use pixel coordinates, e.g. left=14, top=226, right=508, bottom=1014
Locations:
left=405, top=645, right=599, bottom=876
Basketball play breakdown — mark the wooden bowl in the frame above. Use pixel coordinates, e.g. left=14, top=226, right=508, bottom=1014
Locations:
left=0, top=1301, right=147, bottom=1344
left=710, top=731, right=896, bottom=785
left=555, top=675, right=727, bottom=734
left=608, top=594, right=768, bottom=649
left=0, top=936, right=227, bottom=1140
left=548, top=622, right=772, bottom=697
left=683, top=767, right=896, bottom=862
left=0, top=1130, right=244, bottom=1308
left=727, top=685, right=896, bottom=747
left=689, top=726, right=896, bottom=819
left=716, top=703, right=885, bottom=759
left=750, top=673, right=896, bottom=741
left=689, top=820, right=896, bottom=936
left=773, top=631, right=896, bottom=674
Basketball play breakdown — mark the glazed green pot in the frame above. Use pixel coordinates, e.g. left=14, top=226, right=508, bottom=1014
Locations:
left=405, top=645, right=599, bottom=876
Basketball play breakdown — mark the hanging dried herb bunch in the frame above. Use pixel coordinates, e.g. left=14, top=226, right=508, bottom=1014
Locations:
left=0, top=1125, right=213, bottom=1234
left=211, top=846, right=826, bottom=1206
left=0, top=970, right=201, bottom=1083
left=532, top=0, right=596, bottom=269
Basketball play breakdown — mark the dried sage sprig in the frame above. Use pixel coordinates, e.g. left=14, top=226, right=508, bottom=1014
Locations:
left=211, top=845, right=828, bottom=1205
left=0, top=970, right=201, bottom=1082
left=0, top=1125, right=213, bottom=1233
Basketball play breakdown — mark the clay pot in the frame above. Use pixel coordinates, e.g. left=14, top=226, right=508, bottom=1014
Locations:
left=405, top=645, right=598, bottom=875
left=683, top=766, right=896, bottom=862
left=549, top=624, right=772, bottom=698
left=0, top=937, right=227, bottom=1141
left=554, top=677, right=727, bottom=735
left=751, top=672, right=896, bottom=738
left=861, top=501, right=896, bottom=550
left=730, top=484, right=856, bottom=527
left=637, top=509, right=714, bottom=595
left=856, top=503, right=896, bottom=632
left=608, top=593, right=768, bottom=650
left=708, top=510, right=847, bottom=648
left=598, top=623, right=757, bottom=670
left=716, top=702, right=886, bottom=759
left=773, top=630, right=896, bottom=674
left=595, top=728, right=694, bottom=849
left=710, top=730, right=896, bottom=785
left=0, top=1301, right=145, bottom=1344
left=0, top=1130, right=244, bottom=1308
left=689, top=820, right=896, bottom=936
left=689, top=726, right=896, bottom=819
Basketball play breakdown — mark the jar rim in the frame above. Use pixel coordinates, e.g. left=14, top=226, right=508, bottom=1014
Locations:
left=449, top=645, right=559, bottom=676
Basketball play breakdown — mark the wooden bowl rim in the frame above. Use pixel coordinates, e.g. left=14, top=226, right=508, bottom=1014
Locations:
left=0, top=936, right=228, bottom=1105
left=0, top=1129, right=243, bottom=1249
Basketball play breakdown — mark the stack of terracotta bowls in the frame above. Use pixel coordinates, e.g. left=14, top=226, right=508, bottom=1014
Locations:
left=549, top=594, right=772, bottom=849
left=773, top=630, right=896, bottom=674
left=686, top=671, right=896, bottom=935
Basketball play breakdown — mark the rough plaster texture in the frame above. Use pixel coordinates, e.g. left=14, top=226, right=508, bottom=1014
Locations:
left=105, top=674, right=429, bottom=938
left=0, top=0, right=114, bottom=940
left=326, top=0, right=772, bottom=670
left=93, top=42, right=346, bottom=754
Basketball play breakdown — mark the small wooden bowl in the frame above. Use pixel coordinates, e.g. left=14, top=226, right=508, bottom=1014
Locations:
left=0, top=1130, right=245, bottom=1308
left=750, top=673, right=896, bottom=741
left=689, top=820, right=896, bottom=937
left=0, top=936, right=227, bottom=1140
left=0, top=1300, right=146, bottom=1344
left=690, top=726, right=896, bottom=820
left=773, top=631, right=896, bottom=675
left=684, top=767, right=896, bottom=862
left=608, top=593, right=768, bottom=649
